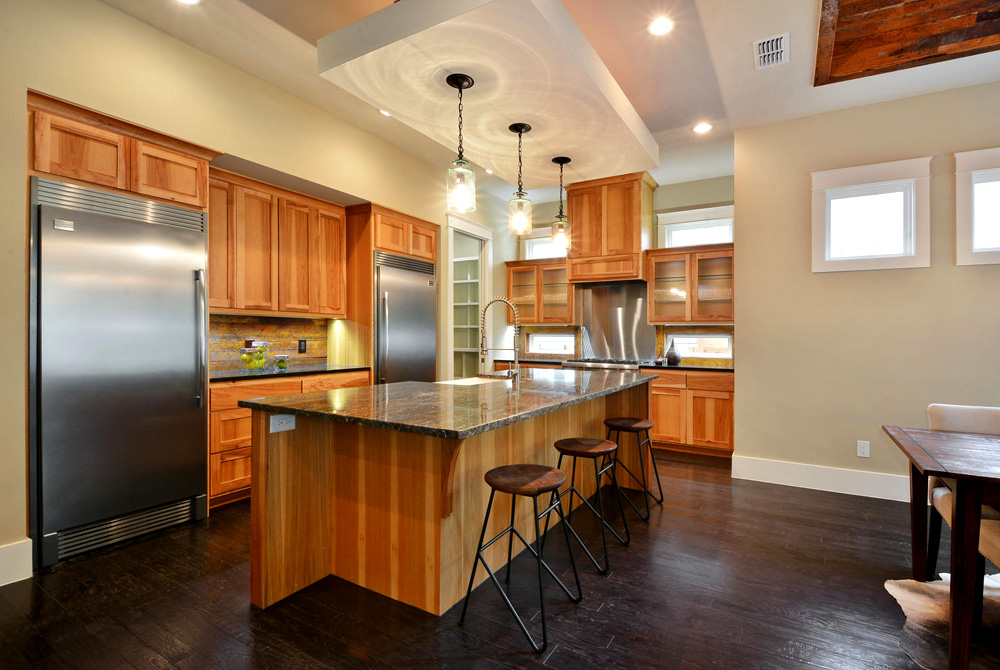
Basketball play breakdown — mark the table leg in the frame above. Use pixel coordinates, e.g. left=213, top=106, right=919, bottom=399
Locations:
left=909, top=464, right=928, bottom=581
left=949, top=478, right=983, bottom=670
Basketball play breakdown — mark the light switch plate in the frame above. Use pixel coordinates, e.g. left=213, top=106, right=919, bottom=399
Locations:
left=270, top=414, right=296, bottom=433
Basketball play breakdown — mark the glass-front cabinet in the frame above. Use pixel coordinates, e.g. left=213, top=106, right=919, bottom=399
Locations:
left=505, top=259, right=575, bottom=325
left=646, top=243, right=733, bottom=324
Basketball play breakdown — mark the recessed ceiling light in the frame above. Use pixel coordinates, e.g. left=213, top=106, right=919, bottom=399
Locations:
left=693, top=122, right=713, bottom=134
left=379, top=109, right=391, bottom=117
left=648, top=17, right=674, bottom=35
left=176, top=0, right=200, bottom=4
left=485, top=169, right=493, bottom=175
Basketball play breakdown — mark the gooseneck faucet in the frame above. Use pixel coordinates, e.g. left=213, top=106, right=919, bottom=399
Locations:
left=479, top=296, right=520, bottom=380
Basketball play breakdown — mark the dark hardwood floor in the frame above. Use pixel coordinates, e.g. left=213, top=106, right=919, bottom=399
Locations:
left=0, top=456, right=930, bottom=669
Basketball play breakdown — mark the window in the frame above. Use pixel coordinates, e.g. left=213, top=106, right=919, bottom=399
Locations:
left=657, top=206, right=733, bottom=248
left=955, top=147, right=1000, bottom=266
left=520, top=227, right=567, bottom=260
left=527, top=332, right=575, bottom=356
left=667, top=334, right=732, bottom=359
left=811, top=157, right=930, bottom=273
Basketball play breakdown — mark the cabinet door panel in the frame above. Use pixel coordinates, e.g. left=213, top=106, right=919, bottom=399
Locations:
left=131, top=140, right=207, bottom=207
left=540, top=264, right=572, bottom=323
left=567, top=187, right=602, bottom=257
left=686, top=390, right=734, bottom=451
left=408, top=222, right=437, bottom=261
left=33, top=111, right=128, bottom=189
left=208, top=178, right=234, bottom=308
left=692, top=250, right=734, bottom=322
left=374, top=213, right=408, bottom=254
left=278, top=198, right=312, bottom=312
left=604, top=181, right=638, bottom=255
left=210, top=409, right=252, bottom=454
left=310, top=207, right=346, bottom=316
left=648, top=253, right=691, bottom=323
left=508, top=266, right=539, bottom=324
left=234, top=186, right=278, bottom=311
left=650, top=387, right=685, bottom=444
left=210, top=447, right=252, bottom=496
left=567, top=254, right=639, bottom=282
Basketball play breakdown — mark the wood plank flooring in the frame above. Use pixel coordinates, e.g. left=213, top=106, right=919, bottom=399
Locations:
left=1, top=457, right=931, bottom=669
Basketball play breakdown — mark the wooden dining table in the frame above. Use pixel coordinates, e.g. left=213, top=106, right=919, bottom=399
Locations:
left=883, top=425, right=1000, bottom=670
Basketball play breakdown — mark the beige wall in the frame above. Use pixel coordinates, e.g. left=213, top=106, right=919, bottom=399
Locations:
left=0, top=0, right=504, bottom=558
left=655, top=175, right=734, bottom=212
left=735, top=80, right=1000, bottom=478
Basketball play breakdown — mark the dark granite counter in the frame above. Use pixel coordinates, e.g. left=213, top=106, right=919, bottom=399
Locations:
left=640, top=364, right=734, bottom=373
left=209, top=363, right=370, bottom=383
left=238, top=368, right=656, bottom=439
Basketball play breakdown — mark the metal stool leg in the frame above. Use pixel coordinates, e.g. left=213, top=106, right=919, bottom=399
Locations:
left=605, top=453, right=631, bottom=546
left=459, top=489, right=495, bottom=624
left=532, top=496, right=548, bottom=652
left=642, top=429, right=664, bottom=504
left=504, top=495, right=516, bottom=584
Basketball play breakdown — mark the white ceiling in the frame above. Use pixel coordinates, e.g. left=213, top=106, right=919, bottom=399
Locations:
left=99, top=0, right=1000, bottom=202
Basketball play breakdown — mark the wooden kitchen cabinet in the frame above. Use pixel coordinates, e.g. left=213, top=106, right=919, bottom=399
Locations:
left=278, top=198, right=312, bottom=312
left=131, top=140, right=208, bottom=207
left=311, top=207, right=347, bottom=316
left=234, top=185, right=279, bottom=311
left=208, top=178, right=235, bottom=308
left=565, top=172, right=657, bottom=282
left=371, top=206, right=438, bottom=261
left=646, top=243, right=734, bottom=324
left=208, top=369, right=371, bottom=507
left=32, top=111, right=128, bottom=190
left=641, top=368, right=734, bottom=456
left=505, top=259, right=574, bottom=325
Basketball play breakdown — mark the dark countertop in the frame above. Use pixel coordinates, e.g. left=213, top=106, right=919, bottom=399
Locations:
left=494, top=358, right=567, bottom=366
left=209, top=363, right=371, bottom=383
left=238, top=368, right=656, bottom=440
left=641, top=364, right=734, bottom=373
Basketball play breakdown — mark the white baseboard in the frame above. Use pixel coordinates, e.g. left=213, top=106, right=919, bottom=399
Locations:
left=0, top=538, right=32, bottom=587
left=731, top=455, right=910, bottom=502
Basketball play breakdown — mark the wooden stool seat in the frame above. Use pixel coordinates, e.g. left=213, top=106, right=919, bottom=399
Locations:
left=553, top=437, right=617, bottom=458
left=485, top=464, right=566, bottom=497
left=604, top=417, right=654, bottom=432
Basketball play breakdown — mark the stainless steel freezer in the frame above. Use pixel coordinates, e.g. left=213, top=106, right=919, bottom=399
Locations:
left=29, top=178, right=208, bottom=568
left=374, top=252, right=437, bottom=383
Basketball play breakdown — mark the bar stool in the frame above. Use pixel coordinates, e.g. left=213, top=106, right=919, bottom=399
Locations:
left=542, top=437, right=629, bottom=575
left=605, top=418, right=664, bottom=521
left=459, top=464, right=582, bottom=654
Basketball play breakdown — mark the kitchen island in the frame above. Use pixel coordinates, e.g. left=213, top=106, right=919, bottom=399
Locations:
left=239, top=368, right=656, bottom=615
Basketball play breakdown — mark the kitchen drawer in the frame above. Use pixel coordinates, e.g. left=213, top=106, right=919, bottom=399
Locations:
left=686, top=371, right=734, bottom=392
left=210, top=447, right=251, bottom=496
left=568, top=253, right=640, bottom=282
left=210, top=408, right=251, bottom=454
left=301, top=370, right=370, bottom=393
left=643, top=369, right=687, bottom=389
left=209, top=378, right=303, bottom=411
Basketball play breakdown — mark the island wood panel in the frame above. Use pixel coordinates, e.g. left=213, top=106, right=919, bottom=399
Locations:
left=249, top=383, right=650, bottom=614
left=344, top=206, right=376, bottom=368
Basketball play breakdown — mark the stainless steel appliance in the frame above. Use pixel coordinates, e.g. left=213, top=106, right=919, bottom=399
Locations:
left=374, top=252, right=437, bottom=383
left=29, top=178, right=208, bottom=568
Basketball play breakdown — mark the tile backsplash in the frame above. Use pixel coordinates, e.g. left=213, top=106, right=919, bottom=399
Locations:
left=656, top=324, right=734, bottom=368
left=209, top=315, right=328, bottom=369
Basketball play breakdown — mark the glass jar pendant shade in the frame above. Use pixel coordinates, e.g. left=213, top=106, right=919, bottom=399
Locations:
left=551, top=156, right=571, bottom=251
left=445, top=73, right=476, bottom=213
left=508, top=123, right=532, bottom=236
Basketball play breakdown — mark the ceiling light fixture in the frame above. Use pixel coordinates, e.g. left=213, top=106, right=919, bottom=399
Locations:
left=551, top=156, right=571, bottom=251
left=507, top=123, right=532, bottom=236
left=485, top=169, right=493, bottom=175
left=693, top=122, right=713, bottom=134
left=445, top=73, right=476, bottom=213
left=648, top=17, right=674, bottom=35
left=379, top=109, right=391, bottom=117
left=176, top=0, right=201, bottom=4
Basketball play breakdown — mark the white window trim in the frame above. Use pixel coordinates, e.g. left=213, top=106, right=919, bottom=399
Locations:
left=955, top=147, right=1000, bottom=266
left=811, top=157, right=931, bottom=273
left=656, top=205, right=734, bottom=248
left=520, top=226, right=567, bottom=260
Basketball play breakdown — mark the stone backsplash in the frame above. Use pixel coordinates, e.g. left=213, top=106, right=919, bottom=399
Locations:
left=209, top=315, right=329, bottom=370
left=656, top=324, right=734, bottom=368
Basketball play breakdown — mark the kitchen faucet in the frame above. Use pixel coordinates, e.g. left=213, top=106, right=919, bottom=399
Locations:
left=479, top=296, right=520, bottom=380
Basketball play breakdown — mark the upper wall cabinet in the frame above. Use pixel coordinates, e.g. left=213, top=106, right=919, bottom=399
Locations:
left=505, top=259, right=574, bottom=325
left=29, top=99, right=213, bottom=209
left=368, top=205, right=438, bottom=262
left=565, top=172, right=657, bottom=283
left=210, top=171, right=347, bottom=319
left=646, top=243, right=734, bottom=324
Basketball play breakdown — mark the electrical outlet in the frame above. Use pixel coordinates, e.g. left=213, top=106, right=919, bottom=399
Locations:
left=269, top=414, right=296, bottom=433
left=298, top=339, right=307, bottom=354
left=857, top=440, right=871, bottom=458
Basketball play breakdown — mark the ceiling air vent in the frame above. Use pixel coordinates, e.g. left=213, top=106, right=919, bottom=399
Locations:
left=753, top=33, right=789, bottom=70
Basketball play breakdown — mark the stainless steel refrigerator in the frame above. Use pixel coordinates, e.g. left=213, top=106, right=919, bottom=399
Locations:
left=374, top=251, right=437, bottom=383
left=29, top=178, right=208, bottom=568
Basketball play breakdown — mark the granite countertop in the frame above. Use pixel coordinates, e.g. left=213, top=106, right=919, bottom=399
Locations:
left=238, top=368, right=656, bottom=439
left=641, top=364, right=735, bottom=372
left=209, top=363, right=371, bottom=383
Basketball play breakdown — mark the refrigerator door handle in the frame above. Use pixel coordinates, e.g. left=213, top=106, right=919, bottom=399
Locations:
left=380, top=290, right=389, bottom=384
left=194, top=269, right=206, bottom=408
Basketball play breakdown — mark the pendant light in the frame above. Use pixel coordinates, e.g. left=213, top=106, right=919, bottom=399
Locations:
left=551, top=156, right=571, bottom=251
left=446, top=73, right=476, bottom=213
left=507, top=123, right=532, bottom=236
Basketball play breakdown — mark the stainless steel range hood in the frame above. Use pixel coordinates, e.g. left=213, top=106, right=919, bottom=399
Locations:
left=576, top=281, right=657, bottom=361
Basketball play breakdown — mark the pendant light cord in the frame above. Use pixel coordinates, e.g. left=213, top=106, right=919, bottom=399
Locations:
left=517, top=130, right=524, bottom=194
left=457, top=87, right=465, bottom=161
left=557, top=163, right=565, bottom=218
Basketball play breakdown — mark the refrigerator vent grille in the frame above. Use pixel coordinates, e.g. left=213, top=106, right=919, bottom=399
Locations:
left=35, top=178, right=206, bottom=232
left=375, top=251, right=434, bottom=275
left=56, top=498, right=196, bottom=560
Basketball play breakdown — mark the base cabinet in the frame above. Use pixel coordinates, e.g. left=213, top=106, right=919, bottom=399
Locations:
left=642, top=368, right=734, bottom=456
left=207, top=369, right=370, bottom=507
